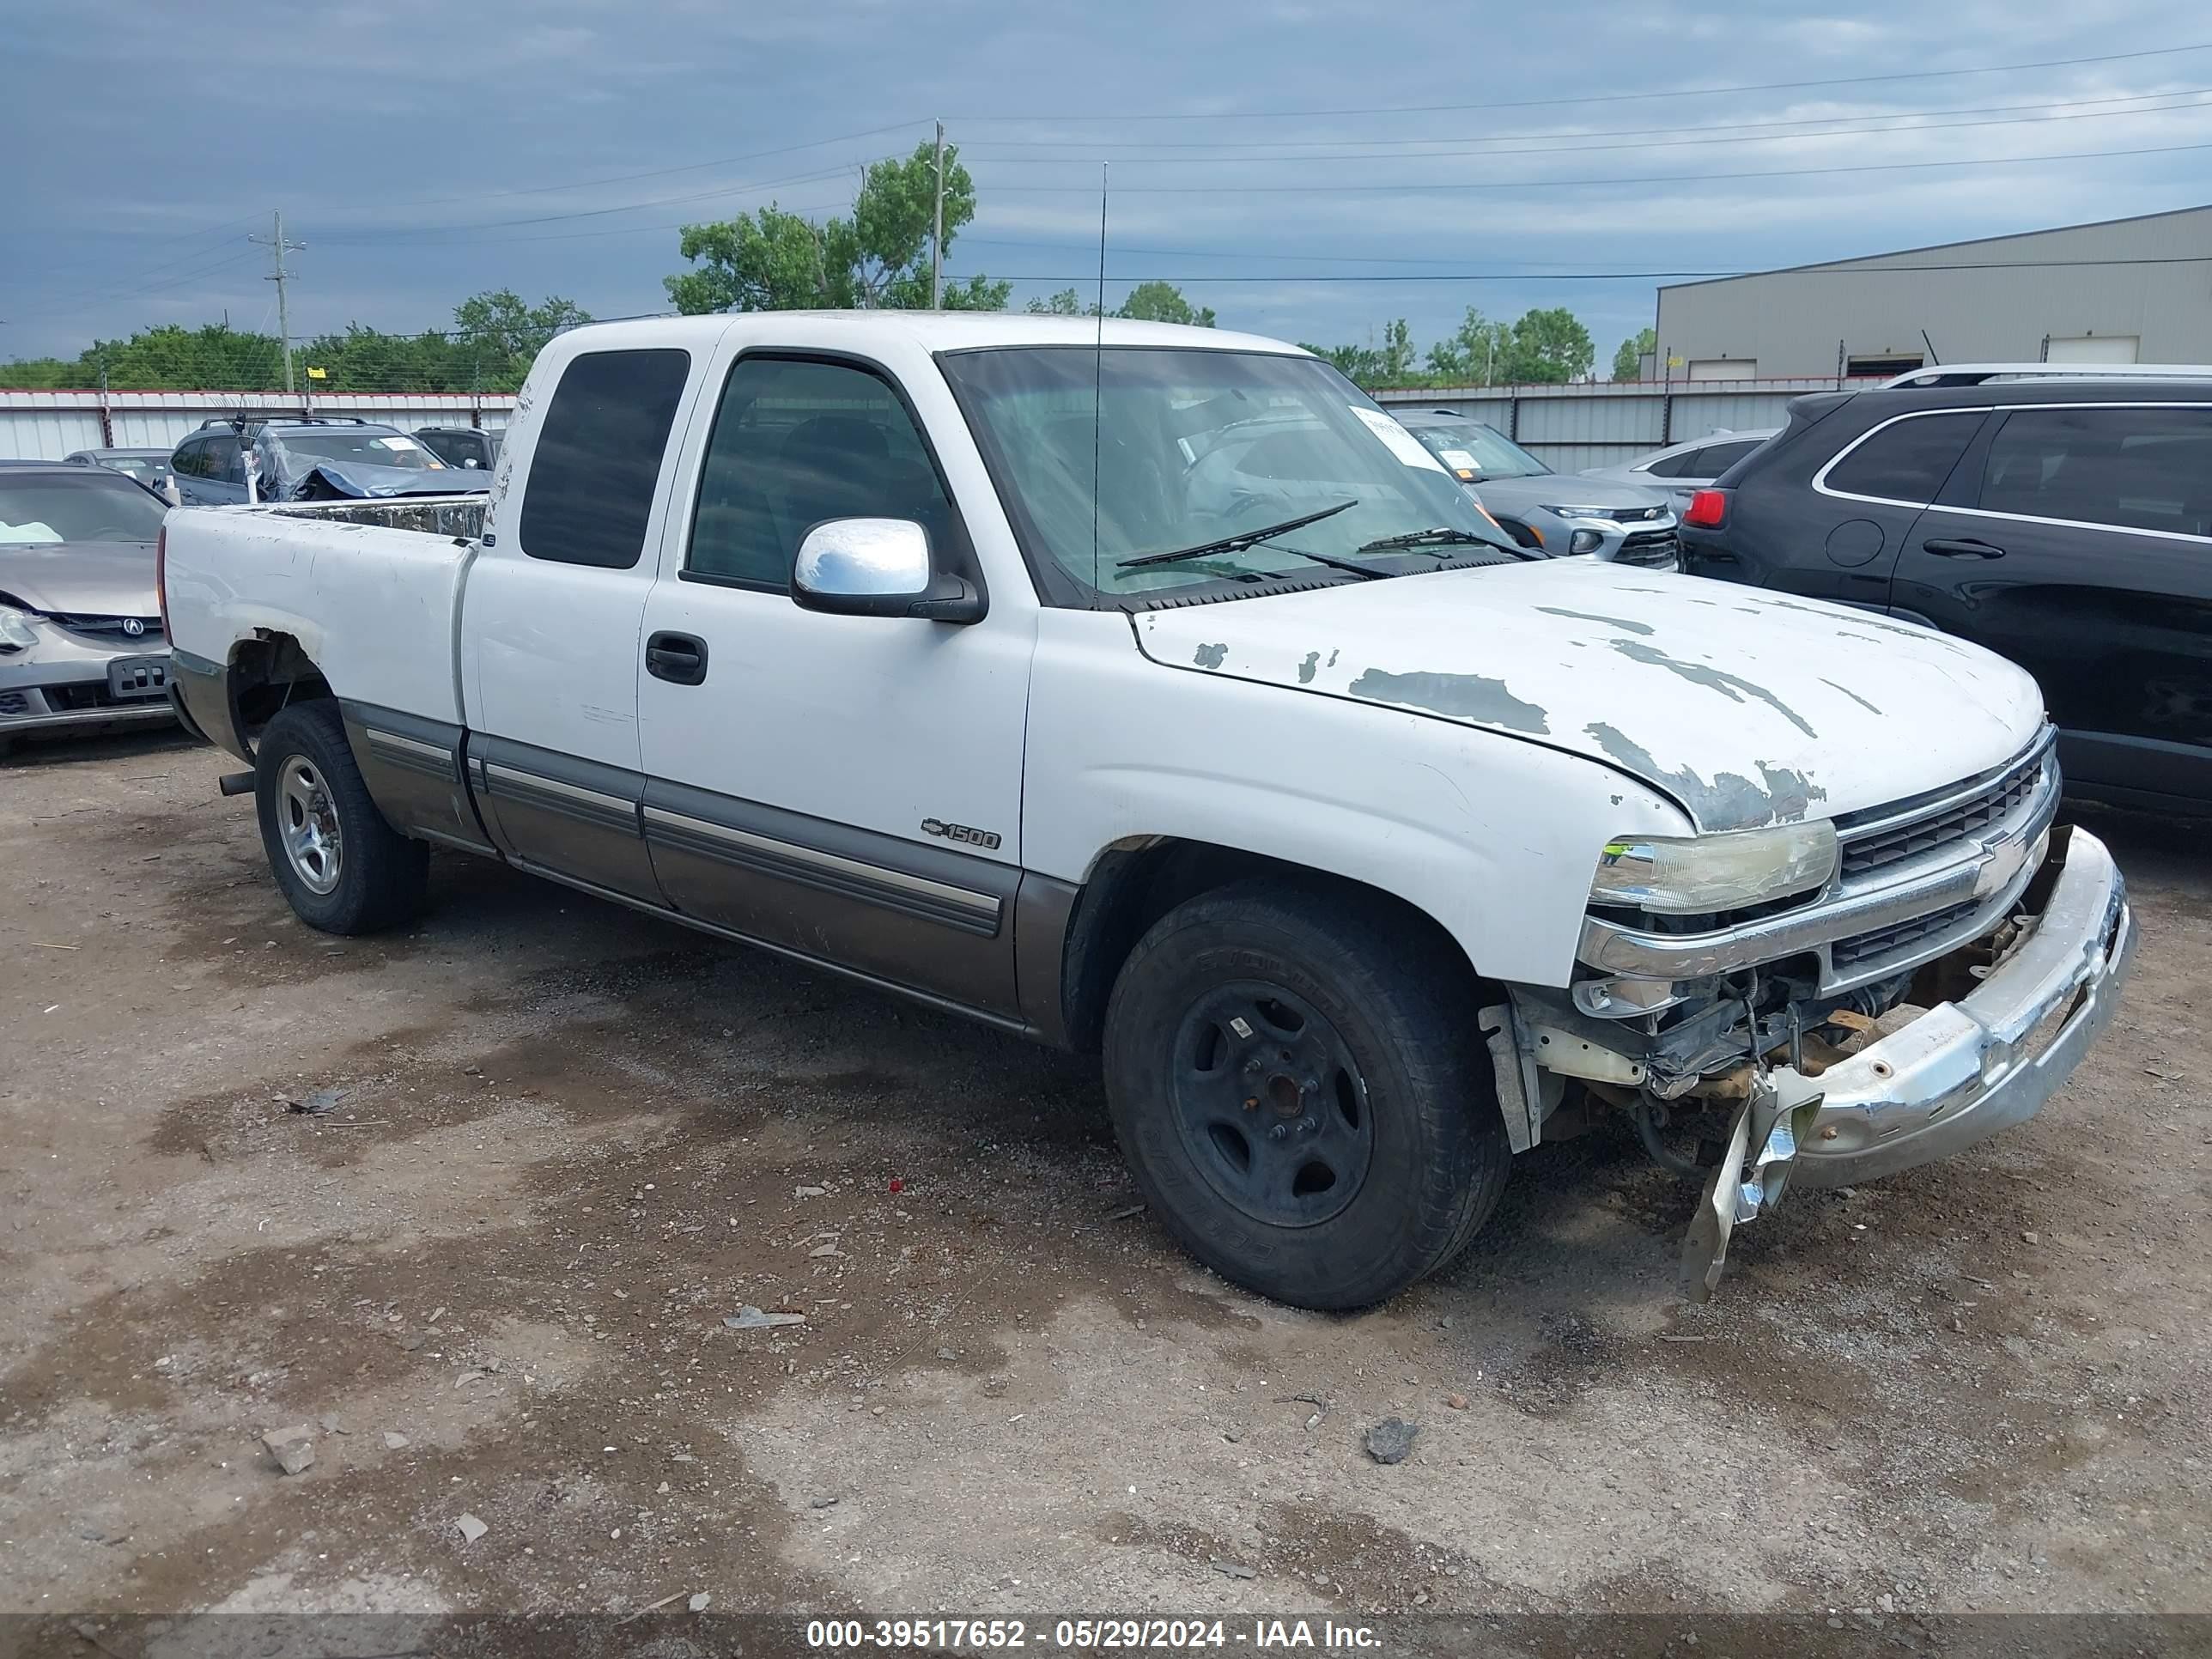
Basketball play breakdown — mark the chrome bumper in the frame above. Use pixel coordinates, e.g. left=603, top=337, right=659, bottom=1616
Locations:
left=1784, top=826, right=2134, bottom=1186
left=1680, top=827, right=2131, bottom=1297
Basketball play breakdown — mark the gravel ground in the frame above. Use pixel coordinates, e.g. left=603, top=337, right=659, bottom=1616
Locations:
left=2, top=729, right=2206, bottom=1635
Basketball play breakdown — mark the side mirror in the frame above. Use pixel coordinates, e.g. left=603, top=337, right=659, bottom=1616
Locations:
left=792, top=518, right=984, bottom=623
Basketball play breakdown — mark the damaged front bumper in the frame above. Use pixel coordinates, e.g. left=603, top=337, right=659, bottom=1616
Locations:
left=1681, top=824, right=2134, bottom=1294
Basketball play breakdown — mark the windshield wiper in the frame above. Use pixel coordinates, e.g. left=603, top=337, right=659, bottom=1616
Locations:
left=1354, top=526, right=1498, bottom=555
left=1115, top=499, right=1359, bottom=570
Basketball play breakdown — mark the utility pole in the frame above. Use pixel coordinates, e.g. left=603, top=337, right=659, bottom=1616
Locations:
left=249, top=211, right=306, bottom=395
left=931, top=119, right=945, bottom=309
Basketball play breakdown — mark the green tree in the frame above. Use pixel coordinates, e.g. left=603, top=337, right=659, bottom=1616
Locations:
left=665, top=139, right=1008, bottom=315
left=1612, top=326, right=1656, bottom=382
left=1424, top=307, right=1509, bottom=383
left=1025, top=288, right=1095, bottom=316
left=1298, top=319, right=1419, bottom=386
left=1115, top=281, right=1215, bottom=327
left=1494, top=307, right=1595, bottom=384
left=451, top=290, right=592, bottom=386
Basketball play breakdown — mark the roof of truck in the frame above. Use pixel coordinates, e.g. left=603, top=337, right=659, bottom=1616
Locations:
left=556, top=312, right=1310, bottom=357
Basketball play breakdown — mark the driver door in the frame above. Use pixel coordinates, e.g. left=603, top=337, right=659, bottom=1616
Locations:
left=635, top=348, right=1034, bottom=1018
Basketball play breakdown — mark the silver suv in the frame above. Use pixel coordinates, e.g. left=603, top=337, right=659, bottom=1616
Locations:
left=1392, top=410, right=1680, bottom=569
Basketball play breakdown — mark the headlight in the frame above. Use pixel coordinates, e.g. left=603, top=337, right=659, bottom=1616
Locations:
left=1540, top=505, right=1621, bottom=520
left=0, top=605, right=40, bottom=653
left=1592, top=822, right=1838, bottom=915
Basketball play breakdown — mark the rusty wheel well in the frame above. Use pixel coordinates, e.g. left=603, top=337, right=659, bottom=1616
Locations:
left=1057, top=837, right=1486, bottom=1054
left=228, top=632, right=333, bottom=754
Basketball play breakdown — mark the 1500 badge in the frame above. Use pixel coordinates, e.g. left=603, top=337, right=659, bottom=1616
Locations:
left=921, top=818, right=1001, bottom=850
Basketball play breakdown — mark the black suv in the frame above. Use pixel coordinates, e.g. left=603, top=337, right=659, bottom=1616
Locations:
left=1679, top=377, right=2212, bottom=814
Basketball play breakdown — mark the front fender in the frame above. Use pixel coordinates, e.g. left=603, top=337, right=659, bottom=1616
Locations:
left=1023, top=611, right=1692, bottom=990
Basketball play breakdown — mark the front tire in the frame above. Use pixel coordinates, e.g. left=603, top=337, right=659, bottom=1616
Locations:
left=1102, top=879, right=1510, bottom=1310
left=254, top=701, right=428, bottom=934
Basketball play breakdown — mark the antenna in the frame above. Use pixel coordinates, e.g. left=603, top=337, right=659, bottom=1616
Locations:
left=1091, top=163, right=1108, bottom=594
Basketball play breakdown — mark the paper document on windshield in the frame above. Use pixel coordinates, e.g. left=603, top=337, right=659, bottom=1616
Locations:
left=1348, top=405, right=1449, bottom=472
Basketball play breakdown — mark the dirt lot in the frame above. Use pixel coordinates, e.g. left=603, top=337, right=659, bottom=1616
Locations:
left=3, top=729, right=2208, bottom=1634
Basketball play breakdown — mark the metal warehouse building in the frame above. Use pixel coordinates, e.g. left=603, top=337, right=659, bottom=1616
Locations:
left=1653, top=204, right=2212, bottom=380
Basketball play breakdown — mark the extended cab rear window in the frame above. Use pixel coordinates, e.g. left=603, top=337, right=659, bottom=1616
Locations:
left=518, top=349, right=690, bottom=568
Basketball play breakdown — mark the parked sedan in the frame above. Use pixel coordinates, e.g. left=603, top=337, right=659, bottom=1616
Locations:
left=1578, top=428, right=1778, bottom=513
left=0, top=465, right=174, bottom=755
left=64, top=447, right=176, bottom=493
left=1390, top=410, right=1680, bottom=568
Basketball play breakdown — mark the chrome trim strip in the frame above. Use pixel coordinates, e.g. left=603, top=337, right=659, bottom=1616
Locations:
left=366, top=729, right=449, bottom=763
left=486, top=765, right=632, bottom=815
left=642, top=805, right=1001, bottom=925
left=1916, top=498, right=2212, bottom=546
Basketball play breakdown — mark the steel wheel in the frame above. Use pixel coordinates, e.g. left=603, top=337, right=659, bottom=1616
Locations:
left=1170, top=980, right=1375, bottom=1228
left=276, top=754, right=343, bottom=896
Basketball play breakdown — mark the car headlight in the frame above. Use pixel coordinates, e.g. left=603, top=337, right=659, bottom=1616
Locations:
left=1592, top=822, right=1838, bottom=915
left=0, top=605, right=40, bottom=653
left=1540, top=505, right=1620, bottom=521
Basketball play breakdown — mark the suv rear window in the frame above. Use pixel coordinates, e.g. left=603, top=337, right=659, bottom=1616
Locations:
left=519, top=348, right=691, bottom=568
left=1978, top=405, right=2212, bottom=538
left=1825, top=411, right=1983, bottom=504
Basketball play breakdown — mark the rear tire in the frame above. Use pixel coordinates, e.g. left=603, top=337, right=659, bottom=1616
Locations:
left=1102, top=878, right=1510, bottom=1310
left=254, top=701, right=428, bottom=934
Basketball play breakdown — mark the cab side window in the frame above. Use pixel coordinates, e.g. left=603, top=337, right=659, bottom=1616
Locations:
left=203, top=434, right=242, bottom=483
left=685, top=356, right=961, bottom=592
left=1978, top=406, right=2212, bottom=538
left=171, top=440, right=205, bottom=478
left=518, top=348, right=692, bottom=568
left=1825, top=411, right=1984, bottom=505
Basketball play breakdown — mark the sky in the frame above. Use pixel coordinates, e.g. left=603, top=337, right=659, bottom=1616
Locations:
left=4, top=0, right=2210, bottom=369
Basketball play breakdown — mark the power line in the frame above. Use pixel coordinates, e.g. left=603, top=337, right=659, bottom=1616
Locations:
left=951, top=40, right=2212, bottom=123
left=973, top=256, right=2212, bottom=284
left=951, top=87, right=2212, bottom=152
left=960, top=92, right=2212, bottom=167
left=982, top=139, right=2212, bottom=192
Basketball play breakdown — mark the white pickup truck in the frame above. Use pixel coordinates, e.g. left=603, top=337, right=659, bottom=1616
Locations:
left=160, top=313, right=2136, bottom=1309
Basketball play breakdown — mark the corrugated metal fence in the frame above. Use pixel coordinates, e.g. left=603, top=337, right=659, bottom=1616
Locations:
left=1369, top=376, right=1877, bottom=472
left=0, top=389, right=516, bottom=461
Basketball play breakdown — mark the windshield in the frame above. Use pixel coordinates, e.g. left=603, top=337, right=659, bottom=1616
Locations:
left=939, top=347, right=1519, bottom=600
left=0, top=474, right=167, bottom=544
left=1401, top=422, right=1552, bottom=482
left=99, top=455, right=167, bottom=483
left=270, top=428, right=441, bottom=471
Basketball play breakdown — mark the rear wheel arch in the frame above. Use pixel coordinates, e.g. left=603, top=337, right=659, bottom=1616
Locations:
left=227, top=631, right=334, bottom=756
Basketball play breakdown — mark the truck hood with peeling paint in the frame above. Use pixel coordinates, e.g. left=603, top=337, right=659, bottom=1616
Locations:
left=1129, top=558, right=2045, bottom=830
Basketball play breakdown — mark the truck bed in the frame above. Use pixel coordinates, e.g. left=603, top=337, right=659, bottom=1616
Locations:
left=164, top=496, right=486, bottom=727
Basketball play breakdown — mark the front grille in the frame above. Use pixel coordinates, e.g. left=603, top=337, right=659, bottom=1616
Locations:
left=1609, top=504, right=1665, bottom=524
left=1838, top=744, right=2050, bottom=882
left=51, top=612, right=163, bottom=639
left=1614, top=529, right=1680, bottom=568
left=1832, top=897, right=1981, bottom=969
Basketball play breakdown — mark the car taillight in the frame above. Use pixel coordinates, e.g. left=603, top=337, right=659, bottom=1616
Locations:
left=1682, top=489, right=1729, bottom=529
left=155, top=525, right=170, bottom=635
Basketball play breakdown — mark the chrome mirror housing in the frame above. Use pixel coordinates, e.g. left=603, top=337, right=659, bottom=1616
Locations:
left=792, top=518, right=983, bottom=623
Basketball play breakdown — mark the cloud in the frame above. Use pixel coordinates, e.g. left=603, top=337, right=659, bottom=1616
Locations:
left=3, top=0, right=2208, bottom=360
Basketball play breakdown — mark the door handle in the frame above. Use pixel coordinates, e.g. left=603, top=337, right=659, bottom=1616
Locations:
left=645, top=630, right=708, bottom=685
left=1921, top=538, right=2006, bottom=559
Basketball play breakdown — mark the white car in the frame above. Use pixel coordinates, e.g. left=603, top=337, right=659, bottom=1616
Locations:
left=1580, top=428, right=1778, bottom=513
left=158, top=313, right=2134, bottom=1310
